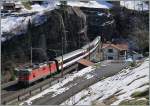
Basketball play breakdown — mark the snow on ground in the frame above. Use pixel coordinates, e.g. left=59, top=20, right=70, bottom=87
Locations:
left=101, top=20, right=114, bottom=26
left=19, top=66, right=96, bottom=105
left=61, top=58, right=149, bottom=105
left=120, top=1, right=149, bottom=11
left=21, top=0, right=57, bottom=13
left=58, top=1, right=113, bottom=9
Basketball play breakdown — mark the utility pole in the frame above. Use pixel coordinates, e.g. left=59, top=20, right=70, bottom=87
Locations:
left=99, top=36, right=102, bottom=61
left=53, top=11, right=64, bottom=77
left=60, top=1, right=68, bottom=77
left=88, top=38, right=90, bottom=60
left=61, top=32, right=64, bottom=77
left=59, top=0, right=68, bottom=54
left=28, top=18, right=33, bottom=66
left=79, top=34, right=80, bottom=48
left=98, top=36, right=101, bottom=61
left=134, top=0, right=135, bottom=11
left=30, top=47, right=32, bottom=65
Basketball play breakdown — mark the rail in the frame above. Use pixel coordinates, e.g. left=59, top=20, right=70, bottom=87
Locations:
left=2, top=64, right=78, bottom=105
left=1, top=37, right=100, bottom=105
left=2, top=80, right=18, bottom=89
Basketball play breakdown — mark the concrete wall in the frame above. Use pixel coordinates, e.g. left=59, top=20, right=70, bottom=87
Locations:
left=103, top=47, right=119, bottom=60
left=133, top=54, right=143, bottom=61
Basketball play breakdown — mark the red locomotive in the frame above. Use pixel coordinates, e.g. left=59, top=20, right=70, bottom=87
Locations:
left=15, top=36, right=101, bottom=85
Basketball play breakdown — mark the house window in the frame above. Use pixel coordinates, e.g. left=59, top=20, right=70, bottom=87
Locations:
left=108, top=56, right=113, bottom=60
left=120, top=51, right=125, bottom=55
left=108, top=49, right=113, bottom=53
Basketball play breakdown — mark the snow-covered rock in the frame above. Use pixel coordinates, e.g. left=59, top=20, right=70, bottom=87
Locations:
left=21, top=1, right=57, bottom=13
left=59, top=1, right=113, bottom=9
left=1, top=0, right=113, bottom=42
left=120, top=1, right=149, bottom=11
left=1, top=16, right=31, bottom=35
left=1, top=1, right=57, bottom=42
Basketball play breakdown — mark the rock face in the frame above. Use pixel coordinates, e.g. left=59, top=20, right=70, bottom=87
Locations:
left=1, top=5, right=149, bottom=83
left=1, top=6, right=88, bottom=83
left=81, top=7, right=116, bottom=41
left=111, top=6, right=149, bottom=52
left=81, top=6, right=148, bottom=52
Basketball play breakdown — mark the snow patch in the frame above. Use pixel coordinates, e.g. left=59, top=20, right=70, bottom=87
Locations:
left=1, top=16, right=31, bottom=36
left=19, top=66, right=96, bottom=105
left=1, top=0, right=112, bottom=41
left=85, top=74, right=94, bottom=79
left=61, top=58, right=149, bottom=105
left=101, top=20, right=114, bottom=26
left=120, top=1, right=149, bottom=11
left=56, top=1, right=113, bottom=9
left=1, top=1, right=57, bottom=41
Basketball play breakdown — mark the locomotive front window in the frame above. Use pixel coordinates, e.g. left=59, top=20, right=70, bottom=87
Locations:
left=19, top=71, right=30, bottom=76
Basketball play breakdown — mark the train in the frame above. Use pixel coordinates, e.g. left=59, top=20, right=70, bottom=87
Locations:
left=15, top=36, right=101, bottom=85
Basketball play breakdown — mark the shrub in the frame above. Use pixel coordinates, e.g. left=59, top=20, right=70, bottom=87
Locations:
left=131, top=88, right=149, bottom=98
left=129, top=62, right=136, bottom=67
left=22, top=2, right=32, bottom=10
left=119, top=99, right=149, bottom=105
left=10, top=73, right=16, bottom=81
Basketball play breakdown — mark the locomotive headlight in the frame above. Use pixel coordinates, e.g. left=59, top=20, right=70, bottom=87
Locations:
left=27, top=69, right=32, bottom=72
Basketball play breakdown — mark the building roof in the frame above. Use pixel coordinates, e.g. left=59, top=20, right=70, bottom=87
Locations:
left=102, top=43, right=128, bottom=51
left=3, top=3, right=15, bottom=6
left=77, top=59, right=94, bottom=66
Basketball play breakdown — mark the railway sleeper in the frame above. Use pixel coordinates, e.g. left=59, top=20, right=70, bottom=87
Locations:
left=18, top=93, right=30, bottom=101
left=31, top=88, right=41, bottom=95
left=42, top=84, right=50, bottom=90
left=2, top=62, right=86, bottom=105
left=4, top=98, right=18, bottom=105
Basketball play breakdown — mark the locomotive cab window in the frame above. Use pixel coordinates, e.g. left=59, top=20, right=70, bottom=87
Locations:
left=19, top=70, right=30, bottom=76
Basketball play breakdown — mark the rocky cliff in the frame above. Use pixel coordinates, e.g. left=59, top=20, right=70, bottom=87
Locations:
left=81, top=6, right=148, bottom=52
left=1, top=6, right=88, bottom=83
left=1, top=4, right=149, bottom=83
left=81, top=7, right=116, bottom=41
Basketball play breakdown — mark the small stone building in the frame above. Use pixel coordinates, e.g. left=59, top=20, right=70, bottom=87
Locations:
left=3, top=3, right=15, bottom=10
left=102, top=42, right=128, bottom=60
left=132, top=51, right=143, bottom=61
left=2, top=2, right=22, bottom=11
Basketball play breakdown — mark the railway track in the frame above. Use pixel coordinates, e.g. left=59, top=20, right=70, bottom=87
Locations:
left=1, top=63, right=79, bottom=105
left=1, top=56, right=98, bottom=105
left=1, top=52, right=97, bottom=105
left=1, top=37, right=100, bottom=105
left=2, top=80, right=18, bottom=89
left=2, top=57, right=97, bottom=105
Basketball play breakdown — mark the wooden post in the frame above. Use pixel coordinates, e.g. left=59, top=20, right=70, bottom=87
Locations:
left=29, top=90, right=31, bottom=96
left=18, top=96, right=20, bottom=101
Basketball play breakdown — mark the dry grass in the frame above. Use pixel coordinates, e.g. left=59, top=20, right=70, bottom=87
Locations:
left=91, top=100, right=107, bottom=106
left=119, top=99, right=149, bottom=105
left=131, top=88, right=149, bottom=98
left=103, top=95, right=118, bottom=105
